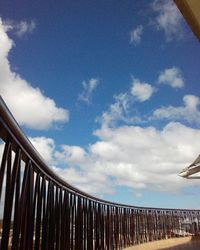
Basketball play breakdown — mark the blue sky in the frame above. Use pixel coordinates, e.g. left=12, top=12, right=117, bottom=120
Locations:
left=1, top=0, right=200, bottom=209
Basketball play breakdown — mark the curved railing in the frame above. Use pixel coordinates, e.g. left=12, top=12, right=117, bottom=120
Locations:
left=0, top=96, right=200, bottom=250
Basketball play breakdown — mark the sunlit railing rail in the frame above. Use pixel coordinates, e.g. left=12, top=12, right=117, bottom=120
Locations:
left=0, top=96, right=200, bottom=250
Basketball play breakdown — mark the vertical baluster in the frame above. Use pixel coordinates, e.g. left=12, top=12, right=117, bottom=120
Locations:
left=54, top=186, right=59, bottom=249
left=25, top=164, right=34, bottom=249
left=34, top=175, right=44, bottom=250
left=0, top=141, right=11, bottom=201
left=60, top=190, right=67, bottom=249
left=19, top=161, right=31, bottom=250
left=41, top=178, right=48, bottom=250
left=129, top=208, right=132, bottom=246
left=29, top=171, right=40, bottom=249
left=83, top=198, right=87, bottom=250
left=129, top=208, right=132, bottom=245
left=101, top=204, right=105, bottom=250
left=171, top=211, right=175, bottom=238
left=137, top=210, right=140, bottom=244
left=169, top=211, right=173, bottom=238
left=75, top=195, right=83, bottom=250
left=87, top=200, right=93, bottom=250
left=99, top=203, right=102, bottom=249
left=114, top=206, right=117, bottom=249
left=128, top=208, right=131, bottom=246
left=55, top=186, right=62, bottom=250
left=123, top=207, right=126, bottom=247
left=106, top=205, right=110, bottom=250
left=145, top=210, right=148, bottom=242
left=94, top=202, right=99, bottom=250
left=118, top=207, right=121, bottom=249
left=1, top=146, right=21, bottom=249
left=70, top=194, right=75, bottom=250
left=65, top=191, right=70, bottom=249
left=11, top=149, right=21, bottom=250
left=48, top=182, right=55, bottom=250
left=125, top=208, right=128, bottom=248
left=110, top=206, right=113, bottom=250
left=148, top=210, right=152, bottom=242
left=133, top=209, right=135, bottom=245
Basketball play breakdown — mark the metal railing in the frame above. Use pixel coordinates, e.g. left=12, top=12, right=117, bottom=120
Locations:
left=0, top=96, right=200, bottom=250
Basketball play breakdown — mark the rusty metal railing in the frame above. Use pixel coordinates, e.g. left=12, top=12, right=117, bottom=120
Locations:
left=0, top=96, right=200, bottom=250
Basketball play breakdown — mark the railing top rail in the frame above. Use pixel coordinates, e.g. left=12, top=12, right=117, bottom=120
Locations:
left=0, top=96, right=199, bottom=212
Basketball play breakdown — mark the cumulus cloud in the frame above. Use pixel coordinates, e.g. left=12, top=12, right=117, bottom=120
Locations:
left=3, top=19, right=36, bottom=37
left=52, top=166, right=115, bottom=195
left=130, top=25, right=143, bottom=46
left=78, top=78, right=99, bottom=104
left=88, top=123, right=200, bottom=193
left=158, top=67, right=184, bottom=88
left=0, top=18, right=69, bottom=130
left=55, top=145, right=86, bottom=164
left=29, top=136, right=55, bottom=164
left=21, top=135, right=113, bottom=195
left=131, top=78, right=155, bottom=102
left=26, top=122, right=200, bottom=197
left=151, top=0, right=183, bottom=41
left=153, top=95, right=200, bottom=126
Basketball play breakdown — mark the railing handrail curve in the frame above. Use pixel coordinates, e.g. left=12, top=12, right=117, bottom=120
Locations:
left=0, top=95, right=199, bottom=212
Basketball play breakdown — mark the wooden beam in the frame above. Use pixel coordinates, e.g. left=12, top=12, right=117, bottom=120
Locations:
left=174, top=0, right=200, bottom=41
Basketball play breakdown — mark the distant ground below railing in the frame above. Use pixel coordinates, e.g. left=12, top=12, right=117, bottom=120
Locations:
left=124, top=236, right=200, bottom=250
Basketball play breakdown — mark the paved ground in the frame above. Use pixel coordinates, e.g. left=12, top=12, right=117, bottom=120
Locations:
left=124, top=236, right=200, bottom=250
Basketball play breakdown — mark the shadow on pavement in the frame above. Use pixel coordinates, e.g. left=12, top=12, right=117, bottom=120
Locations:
left=158, top=236, right=200, bottom=250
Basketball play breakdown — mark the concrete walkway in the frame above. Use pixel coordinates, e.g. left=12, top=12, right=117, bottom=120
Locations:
left=124, top=236, right=200, bottom=250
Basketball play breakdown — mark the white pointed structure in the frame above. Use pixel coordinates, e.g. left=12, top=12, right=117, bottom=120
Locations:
left=179, top=155, right=200, bottom=178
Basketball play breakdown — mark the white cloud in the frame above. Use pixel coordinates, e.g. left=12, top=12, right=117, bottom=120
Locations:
left=15, top=20, right=36, bottom=37
left=55, top=145, right=86, bottom=164
left=152, top=0, right=183, bottom=41
left=98, top=78, right=155, bottom=127
left=27, top=122, right=200, bottom=197
left=52, top=166, right=114, bottom=195
left=3, top=19, right=36, bottom=37
left=92, top=122, right=200, bottom=193
left=99, top=92, right=141, bottom=127
left=24, top=136, right=114, bottom=195
left=131, top=78, right=155, bottom=102
left=158, top=67, right=184, bottom=88
left=0, top=18, right=69, bottom=130
left=130, top=25, right=143, bottom=46
left=29, top=136, right=55, bottom=165
left=78, top=78, right=99, bottom=104
left=100, top=93, right=130, bottom=126
left=153, top=95, right=200, bottom=125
